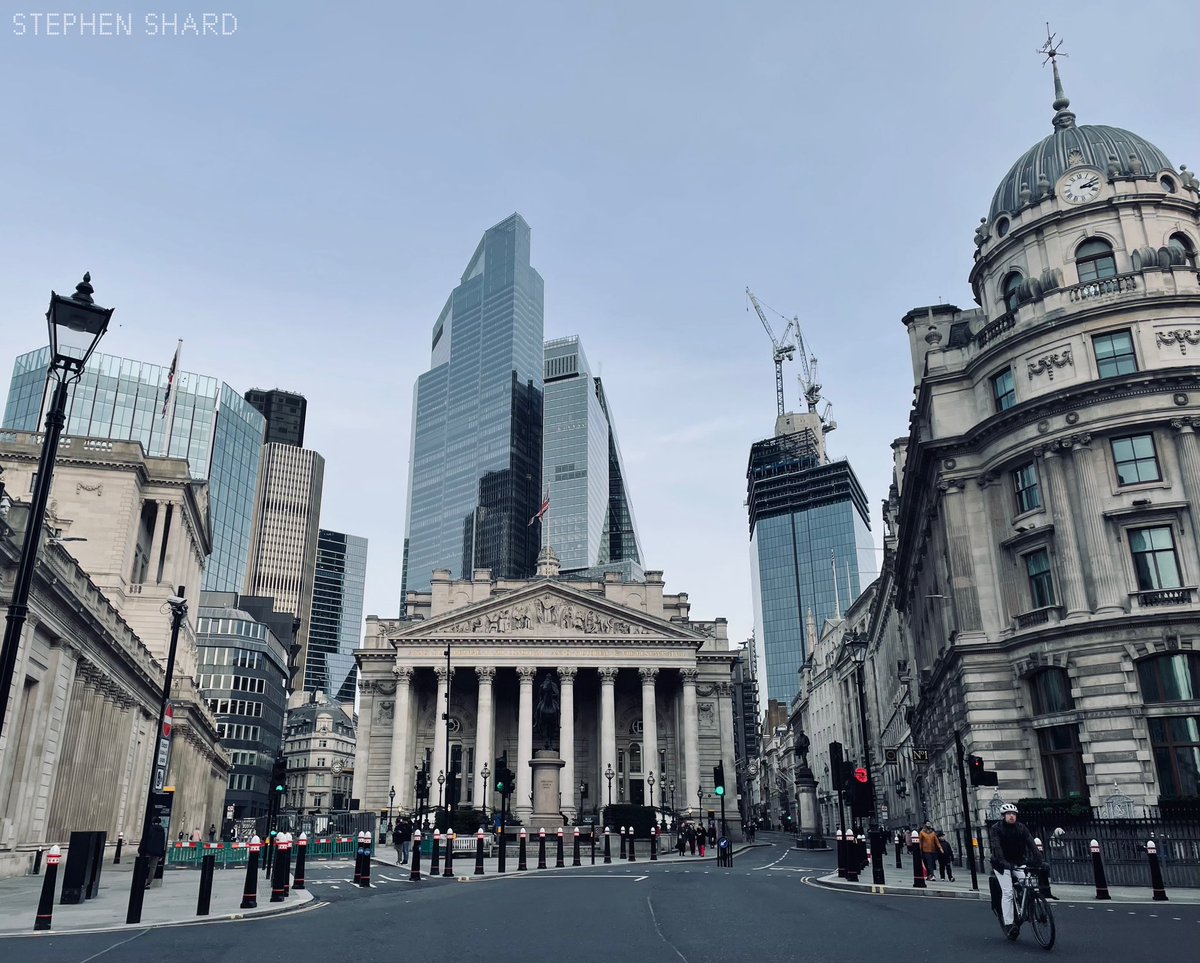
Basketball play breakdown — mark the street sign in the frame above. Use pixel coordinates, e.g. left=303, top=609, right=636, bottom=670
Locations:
left=156, top=737, right=170, bottom=769
left=162, top=702, right=173, bottom=739
left=226, top=804, right=235, bottom=820
left=880, top=805, right=889, bottom=820
left=912, top=747, right=930, bottom=764
left=884, top=748, right=899, bottom=764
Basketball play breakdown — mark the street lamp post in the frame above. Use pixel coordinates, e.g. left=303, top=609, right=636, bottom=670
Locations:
left=126, top=588, right=187, bottom=924
left=436, top=770, right=445, bottom=827
left=605, top=764, right=614, bottom=808
left=387, top=786, right=396, bottom=844
left=0, top=274, right=112, bottom=742
left=481, top=764, right=490, bottom=827
left=578, top=780, right=586, bottom=824
left=845, top=634, right=874, bottom=832
left=647, top=771, right=655, bottom=813
left=669, top=780, right=675, bottom=814
left=697, top=787, right=703, bottom=817
left=441, top=645, right=453, bottom=830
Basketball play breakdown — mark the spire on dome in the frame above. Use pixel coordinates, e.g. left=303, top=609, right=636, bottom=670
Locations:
left=1038, top=23, right=1076, bottom=130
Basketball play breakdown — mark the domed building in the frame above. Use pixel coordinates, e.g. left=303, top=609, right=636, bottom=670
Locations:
left=875, top=52, right=1200, bottom=835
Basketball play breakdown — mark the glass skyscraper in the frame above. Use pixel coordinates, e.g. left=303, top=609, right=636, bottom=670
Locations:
left=402, top=213, right=545, bottom=596
left=308, top=528, right=368, bottom=703
left=543, top=336, right=643, bottom=579
left=2, top=347, right=265, bottom=593
left=748, top=417, right=874, bottom=708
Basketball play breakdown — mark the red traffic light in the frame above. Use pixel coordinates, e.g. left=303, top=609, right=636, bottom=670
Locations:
left=854, top=767, right=869, bottom=784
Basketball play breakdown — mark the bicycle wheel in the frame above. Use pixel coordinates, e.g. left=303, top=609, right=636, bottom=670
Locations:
left=1029, top=893, right=1056, bottom=949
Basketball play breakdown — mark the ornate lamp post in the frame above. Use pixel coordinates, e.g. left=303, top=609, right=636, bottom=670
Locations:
left=669, top=780, right=676, bottom=814
left=0, top=274, right=112, bottom=740
left=386, top=785, right=396, bottom=844
left=605, top=764, right=615, bottom=807
left=578, top=780, right=586, bottom=823
left=647, top=771, right=656, bottom=811
left=436, top=770, right=446, bottom=824
left=481, top=763, right=490, bottom=827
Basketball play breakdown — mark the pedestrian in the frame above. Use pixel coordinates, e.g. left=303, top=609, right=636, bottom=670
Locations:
left=937, top=831, right=956, bottom=881
left=697, top=823, right=707, bottom=857
left=398, top=815, right=413, bottom=864
left=685, top=822, right=696, bottom=856
left=675, top=826, right=686, bottom=856
left=177, top=830, right=185, bottom=842
left=143, top=818, right=167, bottom=888
left=208, top=824, right=217, bottom=844
left=918, top=822, right=942, bottom=880
left=191, top=826, right=202, bottom=844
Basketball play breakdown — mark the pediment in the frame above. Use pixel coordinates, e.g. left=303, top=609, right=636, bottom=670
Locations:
left=389, top=580, right=705, bottom=643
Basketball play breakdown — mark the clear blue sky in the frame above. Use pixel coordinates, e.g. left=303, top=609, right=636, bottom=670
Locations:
left=3, top=1, right=1197, bottom=647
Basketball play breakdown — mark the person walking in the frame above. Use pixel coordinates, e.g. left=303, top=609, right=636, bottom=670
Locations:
left=399, top=815, right=413, bottom=864
left=685, top=822, right=697, bottom=856
left=208, top=824, right=217, bottom=844
left=918, top=822, right=941, bottom=880
left=936, top=831, right=956, bottom=881
left=675, top=826, right=686, bottom=856
left=697, top=823, right=708, bottom=857
left=143, top=818, right=167, bottom=888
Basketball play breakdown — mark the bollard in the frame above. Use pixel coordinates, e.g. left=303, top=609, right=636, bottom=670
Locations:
left=603, top=826, right=612, bottom=864
left=475, top=828, right=486, bottom=876
left=1034, top=837, right=1056, bottom=900
left=498, top=826, right=507, bottom=874
left=409, top=831, right=423, bottom=881
left=197, top=853, right=215, bottom=916
left=619, top=826, right=627, bottom=860
left=590, top=827, right=596, bottom=865
left=894, top=833, right=902, bottom=870
left=537, top=828, right=547, bottom=870
left=650, top=826, right=657, bottom=862
left=628, top=827, right=636, bottom=862
left=518, top=829, right=528, bottom=871
left=114, top=832, right=125, bottom=865
left=279, top=833, right=294, bottom=897
left=241, top=835, right=261, bottom=909
left=360, top=831, right=372, bottom=888
left=294, top=832, right=308, bottom=890
left=556, top=827, right=565, bottom=868
left=845, top=830, right=859, bottom=882
left=869, top=830, right=886, bottom=886
left=430, top=830, right=441, bottom=876
left=573, top=827, right=581, bottom=867
left=33, top=845, right=61, bottom=931
left=270, top=835, right=288, bottom=903
left=835, top=829, right=845, bottom=878
left=910, top=830, right=926, bottom=889
left=1147, top=840, right=1168, bottom=901
left=1090, top=839, right=1111, bottom=900
left=442, top=831, right=455, bottom=878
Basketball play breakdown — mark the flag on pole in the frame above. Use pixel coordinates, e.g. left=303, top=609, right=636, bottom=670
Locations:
left=160, top=341, right=181, bottom=417
left=528, top=489, right=550, bottom=526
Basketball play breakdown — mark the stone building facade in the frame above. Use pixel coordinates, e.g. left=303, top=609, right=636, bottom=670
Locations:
left=354, top=560, right=740, bottom=832
left=282, top=692, right=356, bottom=813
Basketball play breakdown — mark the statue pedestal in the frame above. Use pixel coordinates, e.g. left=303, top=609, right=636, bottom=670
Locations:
left=795, top=764, right=819, bottom=837
left=529, top=749, right=565, bottom=827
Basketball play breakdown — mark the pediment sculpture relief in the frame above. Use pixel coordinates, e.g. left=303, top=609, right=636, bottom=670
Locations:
left=441, top=598, right=653, bottom=636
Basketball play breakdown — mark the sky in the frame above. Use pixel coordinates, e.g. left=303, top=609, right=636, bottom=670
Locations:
left=2, top=1, right=1198, bottom=650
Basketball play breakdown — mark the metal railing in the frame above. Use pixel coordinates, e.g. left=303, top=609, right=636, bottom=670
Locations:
left=1136, top=587, right=1194, bottom=607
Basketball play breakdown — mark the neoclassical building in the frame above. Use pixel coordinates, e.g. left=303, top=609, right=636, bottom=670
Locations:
left=354, top=559, right=740, bottom=831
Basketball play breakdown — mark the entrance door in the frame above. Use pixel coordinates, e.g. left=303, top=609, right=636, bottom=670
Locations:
left=631, top=780, right=645, bottom=805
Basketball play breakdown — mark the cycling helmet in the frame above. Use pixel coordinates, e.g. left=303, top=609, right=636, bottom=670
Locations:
left=1000, top=803, right=1018, bottom=815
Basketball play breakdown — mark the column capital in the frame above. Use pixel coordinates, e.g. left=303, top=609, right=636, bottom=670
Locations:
left=559, top=667, right=577, bottom=683
left=517, top=666, right=536, bottom=683
left=476, top=665, right=496, bottom=683
left=392, top=665, right=414, bottom=683
left=598, top=667, right=618, bottom=684
left=714, top=681, right=733, bottom=697
left=434, top=667, right=450, bottom=684
left=638, top=667, right=658, bottom=684
left=680, top=668, right=700, bottom=685
left=1171, top=416, right=1196, bottom=433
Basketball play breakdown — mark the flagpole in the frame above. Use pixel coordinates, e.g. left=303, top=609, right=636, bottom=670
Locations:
left=164, top=340, right=182, bottom=458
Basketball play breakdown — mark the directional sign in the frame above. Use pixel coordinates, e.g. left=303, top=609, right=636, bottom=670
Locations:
left=162, top=702, right=173, bottom=739
left=912, top=747, right=930, bottom=764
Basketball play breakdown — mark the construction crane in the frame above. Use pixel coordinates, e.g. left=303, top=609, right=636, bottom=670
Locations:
left=746, top=287, right=796, bottom=418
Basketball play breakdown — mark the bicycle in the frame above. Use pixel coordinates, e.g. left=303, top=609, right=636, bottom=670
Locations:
left=992, top=865, right=1056, bottom=949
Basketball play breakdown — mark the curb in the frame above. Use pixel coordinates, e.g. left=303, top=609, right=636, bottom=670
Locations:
left=0, top=890, right=318, bottom=939
left=809, top=872, right=985, bottom=901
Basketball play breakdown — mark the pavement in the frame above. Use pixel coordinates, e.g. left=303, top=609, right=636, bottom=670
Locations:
left=0, top=855, right=314, bottom=936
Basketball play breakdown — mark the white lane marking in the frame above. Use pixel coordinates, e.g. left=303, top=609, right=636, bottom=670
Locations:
left=755, top=850, right=792, bottom=871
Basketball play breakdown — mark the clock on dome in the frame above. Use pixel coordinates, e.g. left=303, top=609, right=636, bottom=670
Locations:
left=1059, top=168, right=1103, bottom=205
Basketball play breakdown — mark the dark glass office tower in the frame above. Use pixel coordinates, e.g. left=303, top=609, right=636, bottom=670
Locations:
left=244, top=388, right=307, bottom=447
left=543, top=336, right=643, bottom=579
left=747, top=416, right=874, bottom=708
left=402, top=214, right=545, bottom=595
left=308, top=528, right=368, bottom=703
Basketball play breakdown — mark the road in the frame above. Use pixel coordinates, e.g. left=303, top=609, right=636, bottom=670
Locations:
left=5, top=833, right=1194, bottom=962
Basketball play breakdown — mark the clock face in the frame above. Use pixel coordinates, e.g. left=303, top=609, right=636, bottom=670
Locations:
left=1061, top=169, right=1102, bottom=204
left=331, top=759, right=345, bottom=774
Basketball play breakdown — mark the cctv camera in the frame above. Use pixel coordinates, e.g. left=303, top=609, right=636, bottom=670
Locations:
left=167, top=595, right=186, bottom=606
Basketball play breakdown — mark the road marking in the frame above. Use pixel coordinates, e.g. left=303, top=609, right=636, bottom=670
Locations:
left=76, top=930, right=149, bottom=963
left=755, top=850, right=791, bottom=871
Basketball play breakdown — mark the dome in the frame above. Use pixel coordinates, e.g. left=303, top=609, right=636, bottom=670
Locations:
left=988, top=57, right=1173, bottom=219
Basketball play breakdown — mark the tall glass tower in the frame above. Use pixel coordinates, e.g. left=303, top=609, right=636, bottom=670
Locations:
left=747, top=414, right=875, bottom=708
left=2, top=347, right=265, bottom=593
left=543, top=336, right=643, bottom=579
left=401, top=213, right=545, bottom=596
left=309, top=528, right=368, bottom=703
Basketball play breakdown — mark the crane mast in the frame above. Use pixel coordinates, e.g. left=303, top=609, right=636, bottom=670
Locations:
left=746, top=287, right=836, bottom=433
left=746, top=287, right=796, bottom=418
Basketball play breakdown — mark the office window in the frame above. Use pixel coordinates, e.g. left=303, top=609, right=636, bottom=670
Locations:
left=1075, top=238, right=1118, bottom=282
left=1037, top=725, right=1087, bottom=799
left=1093, top=330, right=1137, bottom=378
left=1002, top=272, right=1023, bottom=312
left=1138, top=653, right=1200, bottom=703
left=1111, top=434, right=1161, bottom=485
left=1129, top=526, right=1182, bottom=591
left=992, top=368, right=1017, bottom=411
left=1025, top=549, right=1056, bottom=608
left=1148, top=716, right=1200, bottom=798
left=1013, top=462, right=1042, bottom=514
left=1030, top=668, right=1074, bottom=716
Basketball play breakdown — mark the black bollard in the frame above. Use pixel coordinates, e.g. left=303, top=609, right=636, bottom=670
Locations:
left=836, top=829, right=846, bottom=878
left=1090, top=839, right=1111, bottom=900
left=409, top=831, right=423, bottom=881
left=197, top=853, right=215, bottom=916
left=518, top=830, right=528, bottom=871
left=498, top=826, right=506, bottom=874
left=573, top=828, right=581, bottom=867
left=556, top=828, right=565, bottom=868
left=894, top=833, right=902, bottom=870
left=1147, top=840, right=1169, bottom=901
left=603, top=827, right=611, bottom=864
left=281, top=834, right=294, bottom=896
left=294, top=833, right=308, bottom=890
left=113, top=833, right=125, bottom=865
left=650, top=827, right=657, bottom=861
left=869, top=831, right=886, bottom=885
left=910, top=832, right=926, bottom=889
left=241, top=836, right=261, bottom=909
left=33, top=846, right=61, bottom=931
left=443, top=831, right=455, bottom=878
left=619, top=826, right=627, bottom=859
left=590, top=828, right=596, bottom=865
left=845, top=831, right=859, bottom=882
left=475, top=829, right=486, bottom=876
left=537, top=829, right=547, bottom=870
left=270, top=837, right=288, bottom=903
left=430, top=831, right=441, bottom=876
left=360, top=835, right=372, bottom=888
left=628, top=828, right=636, bottom=862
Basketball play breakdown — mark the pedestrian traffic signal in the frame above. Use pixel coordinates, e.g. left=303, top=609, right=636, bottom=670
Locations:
left=849, top=766, right=874, bottom=818
left=968, top=754, right=999, bottom=787
left=713, top=762, right=726, bottom=796
left=854, top=767, right=868, bottom=784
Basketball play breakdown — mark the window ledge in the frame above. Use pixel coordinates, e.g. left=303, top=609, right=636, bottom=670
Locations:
left=1014, top=605, right=1063, bottom=630
left=1102, top=501, right=1189, bottom=520
left=1000, top=523, right=1055, bottom=550
left=1130, top=587, right=1196, bottom=609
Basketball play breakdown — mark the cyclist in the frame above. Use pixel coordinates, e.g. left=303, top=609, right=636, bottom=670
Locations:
left=989, top=803, right=1043, bottom=940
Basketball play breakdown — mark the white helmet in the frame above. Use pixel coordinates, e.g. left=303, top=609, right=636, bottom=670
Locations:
left=1000, top=803, right=1018, bottom=815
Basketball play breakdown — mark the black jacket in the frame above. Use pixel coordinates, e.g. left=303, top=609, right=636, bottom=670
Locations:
left=988, top=820, right=1040, bottom=871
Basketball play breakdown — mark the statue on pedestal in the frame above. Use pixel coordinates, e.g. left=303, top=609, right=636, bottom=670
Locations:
left=534, top=672, right=560, bottom=749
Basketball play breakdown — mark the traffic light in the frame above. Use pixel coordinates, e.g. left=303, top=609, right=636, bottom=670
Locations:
left=968, top=754, right=999, bottom=787
left=850, top=766, right=874, bottom=818
left=270, top=753, right=287, bottom=797
left=713, top=762, right=726, bottom=797
left=415, top=767, right=428, bottom=798
left=494, top=756, right=515, bottom=796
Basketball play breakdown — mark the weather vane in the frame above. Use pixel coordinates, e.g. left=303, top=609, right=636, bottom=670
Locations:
left=1038, top=22, right=1067, bottom=65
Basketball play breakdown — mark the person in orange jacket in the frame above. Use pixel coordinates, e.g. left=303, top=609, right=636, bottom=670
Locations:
left=918, top=822, right=942, bottom=880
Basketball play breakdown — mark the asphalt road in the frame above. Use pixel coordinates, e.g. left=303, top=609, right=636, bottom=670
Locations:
left=5, top=834, right=1194, bottom=963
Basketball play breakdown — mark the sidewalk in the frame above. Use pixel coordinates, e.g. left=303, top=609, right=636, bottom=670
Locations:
left=0, top=857, right=314, bottom=937
left=811, top=866, right=1200, bottom=904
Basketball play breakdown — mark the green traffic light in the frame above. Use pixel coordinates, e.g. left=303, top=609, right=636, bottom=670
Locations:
left=714, top=786, right=725, bottom=796
left=275, top=784, right=285, bottom=792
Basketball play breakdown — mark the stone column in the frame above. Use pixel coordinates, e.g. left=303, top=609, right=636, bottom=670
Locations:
left=938, top=481, right=983, bottom=631
left=1069, top=437, right=1125, bottom=612
left=599, top=668, right=618, bottom=807
left=1171, top=417, right=1200, bottom=513
left=432, top=667, right=450, bottom=800
left=474, top=666, right=495, bottom=812
left=388, top=667, right=414, bottom=810
left=516, top=666, right=535, bottom=821
left=161, top=501, right=181, bottom=587
left=558, top=667, right=576, bottom=819
left=147, top=500, right=166, bottom=584
left=681, top=669, right=700, bottom=812
left=639, top=668, right=658, bottom=798
left=1040, top=446, right=1089, bottom=617
left=716, top=682, right=737, bottom=817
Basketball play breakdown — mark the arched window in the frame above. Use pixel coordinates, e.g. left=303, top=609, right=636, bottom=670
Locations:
left=1001, top=272, right=1023, bottom=312
left=1076, top=238, right=1118, bottom=282
left=1030, top=667, right=1074, bottom=715
left=1138, top=652, right=1200, bottom=703
left=1169, top=233, right=1197, bottom=267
